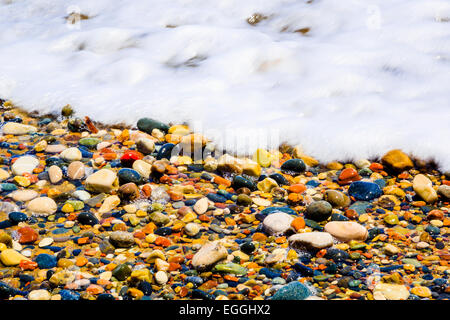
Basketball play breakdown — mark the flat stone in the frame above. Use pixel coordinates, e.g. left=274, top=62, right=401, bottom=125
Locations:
left=67, top=161, right=85, bottom=180
left=263, top=211, right=294, bottom=235
left=373, top=283, right=410, bottom=300
left=324, top=221, right=368, bottom=242
left=8, top=189, right=39, bottom=202
left=11, top=156, right=39, bottom=175
left=2, top=122, right=37, bottom=135
left=413, top=174, right=438, bottom=203
left=48, top=165, right=63, bottom=184
left=85, top=169, right=118, bottom=193
left=288, top=232, right=334, bottom=250
left=192, top=241, right=228, bottom=270
left=60, top=147, right=82, bottom=162
left=27, top=197, right=57, bottom=216
left=0, top=249, right=30, bottom=266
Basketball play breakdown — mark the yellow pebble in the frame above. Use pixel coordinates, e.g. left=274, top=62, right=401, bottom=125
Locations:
left=14, top=176, right=30, bottom=187
left=136, top=210, right=147, bottom=217
left=403, top=264, right=415, bottom=272
left=252, top=149, right=272, bottom=168
left=181, top=212, right=197, bottom=223
left=61, top=203, right=74, bottom=213
left=335, top=243, right=349, bottom=250
left=359, top=214, right=369, bottom=223
left=411, top=286, right=431, bottom=298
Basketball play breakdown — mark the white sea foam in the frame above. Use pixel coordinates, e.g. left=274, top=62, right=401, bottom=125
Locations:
left=1, top=0, right=449, bottom=170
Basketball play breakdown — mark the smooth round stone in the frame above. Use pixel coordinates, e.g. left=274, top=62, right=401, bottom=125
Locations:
left=305, top=201, right=333, bottom=222
left=132, top=159, right=152, bottom=179
left=192, top=241, right=228, bottom=270
left=325, top=190, right=350, bottom=208
left=213, top=262, right=247, bottom=275
left=2, top=122, right=37, bottom=135
left=155, top=271, right=168, bottom=285
left=118, top=168, right=142, bottom=185
left=112, top=264, right=132, bottom=281
left=8, top=211, right=28, bottom=224
left=27, top=197, right=57, bottom=216
left=280, top=159, right=306, bottom=174
left=67, top=161, right=85, bottom=180
left=348, top=181, right=382, bottom=201
left=136, top=138, right=156, bottom=155
left=28, top=289, right=51, bottom=300
left=373, top=283, right=410, bottom=300
left=85, top=169, right=117, bottom=193
left=384, top=213, right=399, bottom=225
left=156, top=143, right=175, bottom=160
left=11, top=156, right=39, bottom=175
left=324, top=221, right=368, bottom=242
left=413, top=174, right=438, bottom=203
left=35, top=253, right=57, bottom=269
left=109, top=231, right=135, bottom=248
left=118, top=183, right=140, bottom=200
left=38, top=237, right=54, bottom=248
left=137, top=118, right=169, bottom=134
left=8, top=189, right=39, bottom=202
left=271, top=281, right=311, bottom=300
left=72, top=190, right=91, bottom=201
left=48, top=165, right=63, bottom=184
left=0, top=168, right=10, bottom=181
left=288, top=232, right=334, bottom=250
left=236, top=194, right=252, bottom=206
left=232, top=175, right=256, bottom=191
left=77, top=212, right=99, bottom=226
left=438, top=185, right=450, bottom=199
left=262, top=211, right=294, bottom=235
left=269, top=173, right=289, bottom=186
left=240, top=241, right=256, bottom=254
left=60, top=147, right=82, bottom=162
left=0, top=249, right=30, bottom=266
left=206, top=193, right=227, bottom=203
left=184, top=223, right=200, bottom=236
left=193, top=197, right=209, bottom=214
left=79, top=138, right=101, bottom=148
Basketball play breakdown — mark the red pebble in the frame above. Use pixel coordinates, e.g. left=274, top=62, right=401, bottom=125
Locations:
left=18, top=226, right=38, bottom=244
left=338, top=168, right=361, bottom=184
left=120, top=150, right=143, bottom=167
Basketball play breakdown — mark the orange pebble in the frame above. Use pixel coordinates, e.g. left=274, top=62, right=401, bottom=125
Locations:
left=86, top=284, right=104, bottom=295
left=213, top=176, right=231, bottom=187
left=289, top=184, right=306, bottom=194
left=76, top=256, right=88, bottom=267
left=291, top=217, right=305, bottom=231
left=369, top=163, right=383, bottom=171
left=154, top=236, right=171, bottom=247
left=20, top=260, right=38, bottom=271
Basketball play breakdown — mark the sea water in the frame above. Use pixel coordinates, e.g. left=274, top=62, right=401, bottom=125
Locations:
left=0, top=0, right=449, bottom=170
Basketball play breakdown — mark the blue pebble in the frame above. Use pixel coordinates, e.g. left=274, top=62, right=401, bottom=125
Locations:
left=72, top=249, right=82, bottom=256
left=60, top=290, right=80, bottom=300
left=348, top=181, right=382, bottom=201
left=206, top=193, right=227, bottom=203
left=259, top=267, right=282, bottom=279
left=35, top=254, right=57, bottom=269
left=271, top=282, right=311, bottom=300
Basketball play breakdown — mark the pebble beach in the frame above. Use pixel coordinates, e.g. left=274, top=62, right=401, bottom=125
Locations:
left=0, top=100, right=448, bottom=301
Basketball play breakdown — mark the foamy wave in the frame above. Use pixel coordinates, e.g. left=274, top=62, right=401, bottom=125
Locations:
left=1, top=0, right=449, bottom=170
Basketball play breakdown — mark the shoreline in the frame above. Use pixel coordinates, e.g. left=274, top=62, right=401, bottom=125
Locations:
left=0, top=99, right=449, bottom=301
